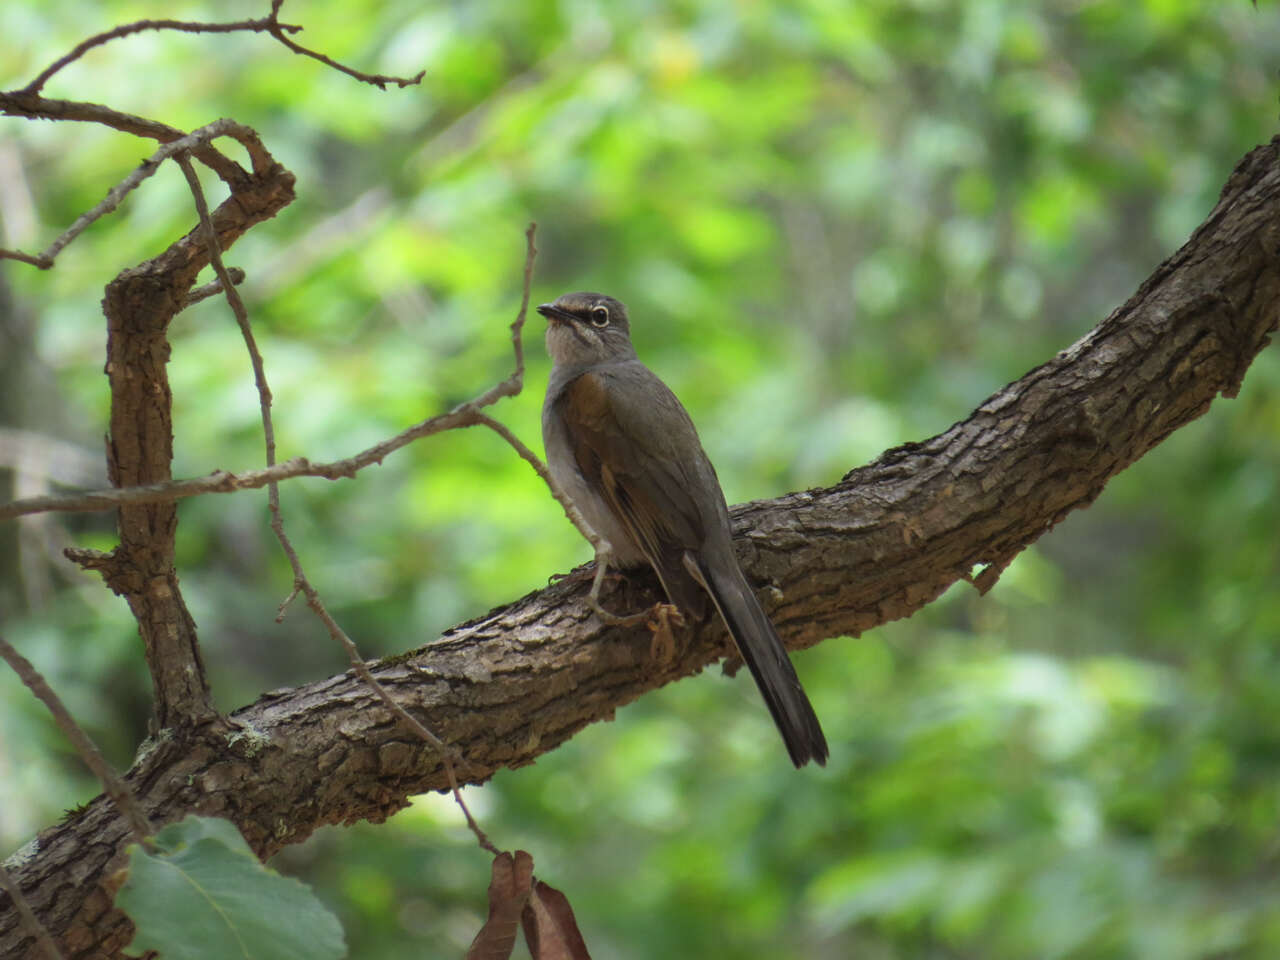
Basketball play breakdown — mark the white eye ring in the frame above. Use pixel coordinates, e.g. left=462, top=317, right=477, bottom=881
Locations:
left=590, top=305, right=609, bottom=327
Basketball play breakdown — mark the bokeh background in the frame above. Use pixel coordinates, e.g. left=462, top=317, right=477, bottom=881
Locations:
left=3, top=1, right=1280, bottom=957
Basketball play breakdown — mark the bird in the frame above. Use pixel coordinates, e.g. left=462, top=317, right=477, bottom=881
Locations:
left=539, top=291, right=829, bottom=767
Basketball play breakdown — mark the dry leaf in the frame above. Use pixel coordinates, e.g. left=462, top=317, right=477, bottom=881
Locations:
left=521, top=878, right=592, bottom=960
left=464, top=850, right=534, bottom=960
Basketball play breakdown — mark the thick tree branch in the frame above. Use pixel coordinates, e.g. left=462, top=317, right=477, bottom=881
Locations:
left=2, top=136, right=1278, bottom=959
left=0, top=865, right=62, bottom=960
left=59, top=138, right=296, bottom=730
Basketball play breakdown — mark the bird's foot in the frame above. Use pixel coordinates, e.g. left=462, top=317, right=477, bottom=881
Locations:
left=585, top=595, right=650, bottom=627
left=584, top=591, right=685, bottom=649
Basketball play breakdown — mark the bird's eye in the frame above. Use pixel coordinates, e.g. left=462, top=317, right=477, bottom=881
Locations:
left=590, top=305, right=610, bottom=327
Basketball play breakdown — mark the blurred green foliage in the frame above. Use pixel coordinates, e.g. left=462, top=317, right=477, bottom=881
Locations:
left=2, top=0, right=1280, bottom=957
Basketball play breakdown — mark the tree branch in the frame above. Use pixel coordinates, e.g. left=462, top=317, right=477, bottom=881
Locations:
left=0, top=92, right=247, bottom=184
left=14, top=1, right=421, bottom=98
left=3, top=133, right=1278, bottom=959
left=0, top=216, right=541, bottom=524
left=0, top=864, right=63, bottom=960
left=19, top=17, right=304, bottom=97
left=57, top=133, right=296, bottom=730
left=0, top=637, right=152, bottom=844
left=183, top=267, right=246, bottom=307
left=263, top=0, right=424, bottom=89
left=0, top=119, right=270, bottom=270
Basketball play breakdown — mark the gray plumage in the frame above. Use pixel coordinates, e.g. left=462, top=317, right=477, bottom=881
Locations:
left=540, top=291, right=828, bottom=768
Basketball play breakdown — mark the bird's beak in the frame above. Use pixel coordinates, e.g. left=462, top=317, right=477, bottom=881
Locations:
left=537, top=303, right=571, bottom=324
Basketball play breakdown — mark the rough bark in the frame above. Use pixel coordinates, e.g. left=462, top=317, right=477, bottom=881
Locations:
left=1, top=135, right=1278, bottom=958
left=64, top=146, right=296, bottom=729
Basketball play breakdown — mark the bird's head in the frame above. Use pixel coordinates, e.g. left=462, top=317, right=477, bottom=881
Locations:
left=538, top=292, right=636, bottom=367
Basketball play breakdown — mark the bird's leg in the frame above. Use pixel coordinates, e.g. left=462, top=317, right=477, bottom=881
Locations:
left=585, top=541, right=684, bottom=637
left=585, top=542, right=651, bottom=626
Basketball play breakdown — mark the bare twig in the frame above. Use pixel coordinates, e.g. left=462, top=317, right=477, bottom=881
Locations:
left=15, top=1, right=422, bottom=96
left=1, top=0, right=420, bottom=269
left=0, top=456, right=393, bottom=519
left=427, top=230, right=634, bottom=622
left=20, top=16, right=304, bottom=96
left=271, top=228, right=543, bottom=853
left=468, top=410, right=651, bottom=626
left=0, top=636, right=153, bottom=844
left=472, top=222, right=536, bottom=405
left=180, top=152, right=498, bottom=852
left=441, top=233, right=645, bottom=624
left=0, top=92, right=246, bottom=183
left=276, top=564, right=500, bottom=856
left=264, top=0, right=424, bottom=90
left=0, top=405, right=602, bottom=524
left=0, top=863, right=65, bottom=960
left=0, top=248, right=47, bottom=268
left=0, top=357, right=608, bottom=587
left=0, top=226, right=545, bottom=521
left=0, top=118, right=265, bottom=270
left=175, top=153, right=275, bottom=464
left=185, top=267, right=247, bottom=307
left=1, top=471, right=275, bottom=519
left=468, top=411, right=600, bottom=552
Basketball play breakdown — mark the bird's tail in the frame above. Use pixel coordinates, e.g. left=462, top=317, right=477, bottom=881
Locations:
left=685, top=553, right=829, bottom=768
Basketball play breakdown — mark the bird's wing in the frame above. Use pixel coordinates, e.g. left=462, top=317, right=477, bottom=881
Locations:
left=555, top=365, right=712, bottom=609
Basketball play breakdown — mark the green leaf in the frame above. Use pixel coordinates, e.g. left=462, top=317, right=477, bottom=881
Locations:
left=117, top=815, right=346, bottom=960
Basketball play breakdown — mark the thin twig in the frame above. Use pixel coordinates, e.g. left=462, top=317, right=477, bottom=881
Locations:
left=467, top=411, right=644, bottom=625
left=265, top=0, right=424, bottom=90
left=175, top=154, right=275, bottom=462
left=15, top=1, right=423, bottom=96
left=0, top=863, right=65, bottom=960
left=20, top=16, right=304, bottom=96
left=0, top=227, right=540, bottom=520
left=0, top=248, right=48, bottom=268
left=436, top=235, right=639, bottom=623
left=0, top=118, right=264, bottom=270
left=281, top=570, right=499, bottom=855
left=0, top=91, right=245, bottom=182
left=468, top=411, right=600, bottom=552
left=185, top=267, right=246, bottom=307
left=0, top=636, right=153, bottom=844
left=2, top=0, right=422, bottom=267
left=0, top=446, right=430, bottom=520
left=0, top=406, right=597, bottom=528
left=464, top=222, right=536, bottom=409
left=0, top=403, right=599, bottom=526
left=181, top=152, right=496, bottom=852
